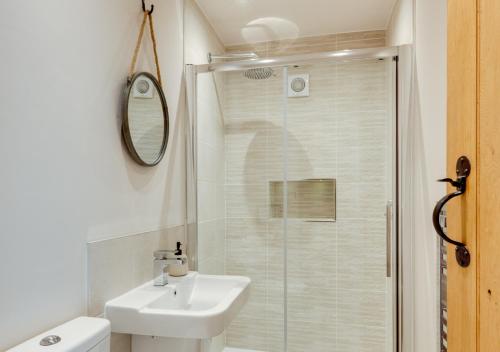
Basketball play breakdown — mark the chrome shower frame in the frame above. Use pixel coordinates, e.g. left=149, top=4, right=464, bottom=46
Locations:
left=207, top=52, right=258, bottom=63
left=185, top=45, right=409, bottom=352
left=198, top=46, right=397, bottom=73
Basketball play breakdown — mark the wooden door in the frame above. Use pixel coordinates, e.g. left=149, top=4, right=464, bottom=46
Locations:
left=447, top=0, right=500, bottom=350
left=477, top=0, right=500, bottom=349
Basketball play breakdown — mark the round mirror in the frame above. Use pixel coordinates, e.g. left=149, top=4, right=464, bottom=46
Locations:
left=122, top=72, right=169, bottom=166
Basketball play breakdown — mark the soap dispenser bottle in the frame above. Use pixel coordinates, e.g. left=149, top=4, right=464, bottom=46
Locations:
left=167, top=242, right=189, bottom=277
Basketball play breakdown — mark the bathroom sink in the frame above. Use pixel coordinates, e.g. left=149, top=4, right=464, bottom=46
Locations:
left=105, top=272, right=251, bottom=339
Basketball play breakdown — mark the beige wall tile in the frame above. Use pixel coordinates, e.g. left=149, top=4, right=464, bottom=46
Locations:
left=225, top=184, right=268, bottom=219
left=226, top=30, right=386, bottom=57
left=337, top=324, right=386, bottom=352
left=198, top=220, right=217, bottom=263
left=337, top=289, right=387, bottom=327
left=192, top=4, right=227, bottom=281
left=110, top=333, right=131, bottom=352
left=336, top=38, right=386, bottom=50
left=337, top=219, right=386, bottom=292
left=221, top=57, right=390, bottom=349
left=198, top=180, right=218, bottom=222
left=286, top=319, right=336, bottom=352
left=336, top=182, right=386, bottom=219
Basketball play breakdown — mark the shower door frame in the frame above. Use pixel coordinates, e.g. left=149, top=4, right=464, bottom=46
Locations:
left=185, top=45, right=407, bottom=352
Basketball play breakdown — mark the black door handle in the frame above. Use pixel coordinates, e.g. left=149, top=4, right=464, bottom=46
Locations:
left=432, top=156, right=471, bottom=267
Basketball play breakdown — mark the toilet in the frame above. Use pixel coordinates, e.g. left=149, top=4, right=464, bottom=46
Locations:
left=7, top=317, right=110, bottom=352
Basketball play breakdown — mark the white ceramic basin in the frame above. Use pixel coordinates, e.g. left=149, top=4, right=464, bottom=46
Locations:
left=105, top=272, right=250, bottom=339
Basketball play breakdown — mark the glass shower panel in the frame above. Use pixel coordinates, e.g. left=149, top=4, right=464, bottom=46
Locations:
left=193, top=55, right=396, bottom=352
left=195, top=70, right=226, bottom=277
left=283, top=59, right=395, bottom=352
left=196, top=67, right=287, bottom=351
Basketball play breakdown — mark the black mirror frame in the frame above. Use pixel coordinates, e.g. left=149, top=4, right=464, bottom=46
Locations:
left=122, top=72, right=169, bottom=167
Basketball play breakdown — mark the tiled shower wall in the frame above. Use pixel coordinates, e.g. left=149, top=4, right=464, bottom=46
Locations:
left=195, top=68, right=227, bottom=352
left=226, top=30, right=386, bottom=57
left=223, top=69, right=285, bottom=351
left=196, top=72, right=226, bottom=276
left=219, top=35, right=393, bottom=351
left=185, top=0, right=227, bottom=278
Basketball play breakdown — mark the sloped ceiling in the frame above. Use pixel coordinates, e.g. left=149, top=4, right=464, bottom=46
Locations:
left=195, top=0, right=397, bottom=45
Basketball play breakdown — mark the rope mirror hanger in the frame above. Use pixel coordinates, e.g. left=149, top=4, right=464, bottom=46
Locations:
left=128, top=0, right=162, bottom=86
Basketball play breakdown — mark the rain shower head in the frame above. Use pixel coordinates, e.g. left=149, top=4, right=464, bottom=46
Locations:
left=243, top=67, right=274, bottom=80
left=207, top=51, right=274, bottom=80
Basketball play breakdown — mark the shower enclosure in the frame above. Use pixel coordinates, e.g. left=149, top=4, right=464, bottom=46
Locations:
left=186, top=47, right=399, bottom=352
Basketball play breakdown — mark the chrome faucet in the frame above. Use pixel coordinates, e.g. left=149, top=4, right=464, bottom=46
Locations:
left=153, top=250, right=184, bottom=286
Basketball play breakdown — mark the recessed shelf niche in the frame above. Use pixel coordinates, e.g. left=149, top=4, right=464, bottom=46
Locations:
left=269, top=178, right=336, bottom=221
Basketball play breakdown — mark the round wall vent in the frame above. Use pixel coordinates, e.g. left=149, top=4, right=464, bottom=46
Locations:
left=291, top=77, right=306, bottom=92
left=288, top=74, right=309, bottom=97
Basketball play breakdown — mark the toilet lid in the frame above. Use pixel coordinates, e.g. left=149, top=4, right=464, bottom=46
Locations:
left=7, top=317, right=110, bottom=352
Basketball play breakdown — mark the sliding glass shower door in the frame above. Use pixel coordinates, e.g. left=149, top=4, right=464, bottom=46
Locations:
left=189, top=53, right=397, bottom=352
left=283, top=59, right=396, bottom=352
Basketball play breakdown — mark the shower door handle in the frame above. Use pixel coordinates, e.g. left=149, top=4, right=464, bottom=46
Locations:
left=432, top=156, right=471, bottom=268
left=386, top=201, right=393, bottom=278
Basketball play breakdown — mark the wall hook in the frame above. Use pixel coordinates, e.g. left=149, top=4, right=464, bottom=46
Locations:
left=141, top=0, right=154, bottom=14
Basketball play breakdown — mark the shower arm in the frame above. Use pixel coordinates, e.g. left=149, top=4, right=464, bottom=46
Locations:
left=207, top=52, right=258, bottom=63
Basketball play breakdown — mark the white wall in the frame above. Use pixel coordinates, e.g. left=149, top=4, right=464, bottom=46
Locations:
left=0, top=0, right=185, bottom=349
left=184, top=0, right=224, bottom=66
left=388, top=1, right=446, bottom=351
left=413, top=0, right=447, bottom=351
left=184, top=0, right=226, bottom=279
left=386, top=0, right=413, bottom=46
